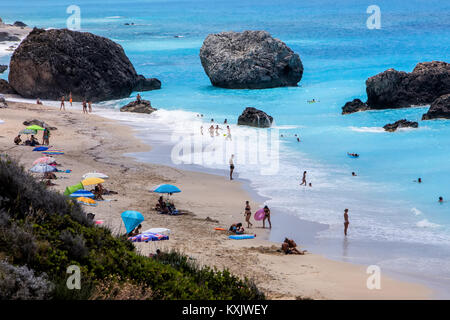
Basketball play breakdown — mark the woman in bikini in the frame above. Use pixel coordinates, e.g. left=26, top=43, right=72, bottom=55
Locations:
left=244, top=201, right=253, bottom=228
left=262, top=205, right=271, bottom=229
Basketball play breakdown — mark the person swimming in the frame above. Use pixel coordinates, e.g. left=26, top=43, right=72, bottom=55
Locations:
left=439, top=196, right=444, bottom=203
left=348, top=152, right=359, bottom=157
left=352, top=172, right=357, bottom=176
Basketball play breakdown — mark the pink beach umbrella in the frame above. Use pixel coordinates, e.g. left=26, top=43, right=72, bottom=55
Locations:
left=254, top=208, right=265, bottom=221
left=33, top=156, right=56, bottom=165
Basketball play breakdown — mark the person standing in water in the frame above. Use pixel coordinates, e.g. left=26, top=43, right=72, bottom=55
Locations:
left=262, top=205, right=271, bottom=229
left=82, top=100, right=87, bottom=114
left=300, top=171, right=307, bottom=186
left=226, top=125, right=232, bottom=140
left=344, top=209, right=349, bottom=236
left=244, top=201, right=253, bottom=228
left=439, top=197, right=444, bottom=203
left=200, top=125, right=204, bottom=135
left=88, top=101, right=92, bottom=113
left=69, top=92, right=73, bottom=106
left=209, top=125, right=215, bottom=137
left=60, top=96, right=65, bottom=111
left=229, top=154, right=235, bottom=180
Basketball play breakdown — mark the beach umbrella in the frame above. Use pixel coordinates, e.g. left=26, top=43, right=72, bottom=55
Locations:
left=70, top=190, right=95, bottom=198
left=33, top=146, right=49, bottom=151
left=63, top=182, right=84, bottom=196
left=128, top=232, right=169, bottom=243
left=20, top=129, right=37, bottom=135
left=121, top=210, right=144, bottom=234
left=81, top=177, right=105, bottom=186
left=82, top=172, right=109, bottom=180
left=254, top=208, right=265, bottom=221
left=29, top=164, right=57, bottom=173
left=26, top=125, right=45, bottom=131
left=76, top=197, right=97, bottom=206
left=33, top=157, right=56, bottom=165
left=150, top=184, right=181, bottom=194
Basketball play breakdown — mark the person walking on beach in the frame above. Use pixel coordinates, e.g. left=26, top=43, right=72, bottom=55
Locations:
left=244, top=201, right=253, bottom=228
left=88, top=101, right=92, bottom=113
left=69, top=92, right=73, bottom=106
left=262, top=205, right=271, bottom=229
left=226, top=125, right=232, bottom=141
left=300, top=171, right=307, bottom=186
left=60, top=96, right=65, bottom=111
left=82, top=100, right=87, bottom=114
left=229, top=154, right=235, bottom=180
left=42, top=128, right=50, bottom=146
left=344, top=209, right=349, bottom=236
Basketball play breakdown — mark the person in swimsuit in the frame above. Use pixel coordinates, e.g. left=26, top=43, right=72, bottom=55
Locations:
left=14, top=135, right=22, bottom=145
left=82, top=100, right=87, bottom=114
left=200, top=125, right=204, bottom=135
left=439, top=197, right=444, bottom=203
left=224, top=119, right=227, bottom=124
left=36, top=98, right=42, bottom=105
left=281, top=238, right=306, bottom=255
left=42, top=128, right=50, bottom=146
left=229, top=154, right=235, bottom=180
left=69, top=92, right=73, bottom=106
left=226, top=125, right=232, bottom=140
left=229, top=222, right=244, bottom=234
left=215, top=125, right=220, bottom=136
left=352, top=172, right=357, bottom=176
left=60, top=96, right=65, bottom=111
left=344, top=209, right=349, bottom=236
left=300, top=171, right=307, bottom=186
left=209, top=125, right=215, bottom=137
left=244, top=201, right=253, bottom=228
left=136, top=93, right=141, bottom=103
left=88, top=101, right=92, bottom=113
left=262, top=205, right=271, bottom=229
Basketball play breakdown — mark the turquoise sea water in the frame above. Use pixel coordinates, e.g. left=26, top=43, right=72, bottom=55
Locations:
left=1, top=0, right=450, bottom=296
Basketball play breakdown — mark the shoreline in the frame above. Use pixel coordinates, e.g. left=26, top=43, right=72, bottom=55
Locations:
left=0, top=98, right=434, bottom=299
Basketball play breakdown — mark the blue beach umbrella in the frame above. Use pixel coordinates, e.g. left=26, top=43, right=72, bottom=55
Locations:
left=150, top=184, right=181, bottom=194
left=70, top=190, right=95, bottom=198
left=29, top=164, right=57, bottom=173
left=121, top=210, right=144, bottom=234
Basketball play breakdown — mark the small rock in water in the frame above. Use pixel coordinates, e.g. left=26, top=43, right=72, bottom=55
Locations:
left=342, top=99, right=369, bottom=114
left=383, top=119, right=418, bottom=132
left=237, top=107, right=273, bottom=128
left=422, top=94, right=450, bottom=120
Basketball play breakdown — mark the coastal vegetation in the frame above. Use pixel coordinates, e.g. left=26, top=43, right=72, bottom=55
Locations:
left=0, top=155, right=265, bottom=300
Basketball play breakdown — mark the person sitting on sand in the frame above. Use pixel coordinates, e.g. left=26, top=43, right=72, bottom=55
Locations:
left=93, top=186, right=104, bottom=200
left=281, top=238, right=306, bottom=255
left=229, top=222, right=244, bottom=234
left=29, top=135, right=39, bottom=146
left=14, top=134, right=22, bottom=145
left=156, top=196, right=165, bottom=210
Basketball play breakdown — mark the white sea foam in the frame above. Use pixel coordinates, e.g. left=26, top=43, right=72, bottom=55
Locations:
left=349, top=126, right=385, bottom=133
left=416, top=219, right=441, bottom=228
left=411, top=207, right=422, bottom=216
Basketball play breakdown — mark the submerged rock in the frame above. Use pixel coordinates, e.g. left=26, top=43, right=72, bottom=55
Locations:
left=0, top=32, right=20, bottom=42
left=383, top=119, right=418, bottom=132
left=120, top=99, right=157, bottom=114
left=237, top=107, right=273, bottom=128
left=422, top=94, right=450, bottom=120
left=200, top=30, right=303, bottom=89
left=0, top=79, right=17, bottom=94
left=8, top=28, right=161, bottom=102
left=342, top=99, right=369, bottom=114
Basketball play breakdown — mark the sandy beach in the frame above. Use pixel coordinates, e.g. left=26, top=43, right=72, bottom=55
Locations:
left=0, top=99, right=433, bottom=300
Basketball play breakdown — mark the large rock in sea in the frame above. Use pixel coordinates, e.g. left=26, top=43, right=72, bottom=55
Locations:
left=422, top=94, right=450, bottom=120
left=342, top=61, right=450, bottom=114
left=383, top=119, right=418, bottom=132
left=8, top=28, right=160, bottom=102
left=237, top=107, right=273, bottom=128
left=0, top=65, right=7, bottom=74
left=199, top=31, right=303, bottom=89
left=120, top=99, right=157, bottom=114
left=0, top=79, right=16, bottom=94
left=366, top=61, right=450, bottom=109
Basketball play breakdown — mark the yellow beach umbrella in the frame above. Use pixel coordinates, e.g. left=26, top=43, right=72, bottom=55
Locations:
left=81, top=177, right=105, bottom=186
left=76, top=197, right=97, bottom=206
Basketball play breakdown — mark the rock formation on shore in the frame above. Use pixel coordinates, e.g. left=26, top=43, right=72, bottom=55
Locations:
left=237, top=107, right=273, bottom=128
left=120, top=100, right=157, bottom=114
left=0, top=79, right=16, bottom=94
left=342, top=61, right=450, bottom=114
left=8, top=28, right=160, bottom=102
left=422, top=94, right=450, bottom=120
left=0, top=65, right=7, bottom=73
left=200, top=30, right=303, bottom=89
left=383, top=119, right=418, bottom=132
left=0, top=32, right=20, bottom=42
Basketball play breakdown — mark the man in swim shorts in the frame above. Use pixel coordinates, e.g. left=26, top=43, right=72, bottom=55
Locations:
left=344, top=209, right=349, bottom=236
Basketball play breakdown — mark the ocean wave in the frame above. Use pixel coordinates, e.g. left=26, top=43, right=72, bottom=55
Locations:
left=411, top=207, right=422, bottom=216
left=416, top=219, right=440, bottom=228
left=349, top=126, right=385, bottom=133
left=105, top=16, right=123, bottom=19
